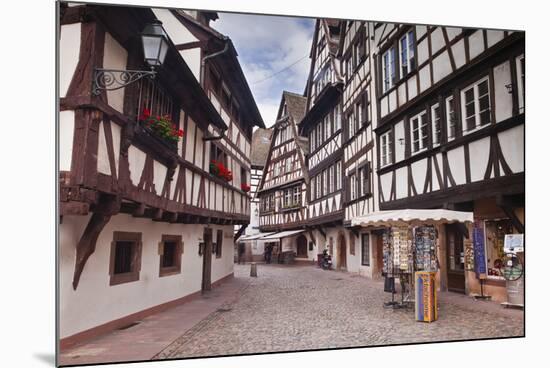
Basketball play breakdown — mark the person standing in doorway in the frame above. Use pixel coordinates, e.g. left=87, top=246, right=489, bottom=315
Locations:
left=238, top=242, right=245, bottom=264
left=265, top=243, right=273, bottom=264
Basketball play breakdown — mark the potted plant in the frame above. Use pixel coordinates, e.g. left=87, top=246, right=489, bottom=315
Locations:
left=209, top=160, right=232, bottom=182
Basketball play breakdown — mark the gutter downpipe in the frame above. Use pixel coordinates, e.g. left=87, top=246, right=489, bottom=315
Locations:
left=201, top=38, right=230, bottom=141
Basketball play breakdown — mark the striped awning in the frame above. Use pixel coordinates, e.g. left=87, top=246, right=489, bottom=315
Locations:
left=237, top=232, right=276, bottom=242
left=260, top=229, right=305, bottom=240
left=351, top=209, right=474, bottom=227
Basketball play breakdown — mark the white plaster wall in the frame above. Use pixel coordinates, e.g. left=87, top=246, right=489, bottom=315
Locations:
left=128, top=145, right=146, bottom=185
left=179, top=48, right=201, bottom=82
left=419, top=65, right=431, bottom=93
left=493, top=61, right=513, bottom=123
left=59, top=23, right=81, bottom=98
left=407, top=77, right=418, bottom=100
left=431, top=28, right=445, bottom=54
left=447, top=146, right=466, bottom=185
left=59, top=110, right=75, bottom=171
left=451, top=39, right=466, bottom=69
left=394, top=120, right=405, bottom=162
left=469, top=30, right=485, bottom=60
left=433, top=153, right=443, bottom=191
left=395, top=167, right=407, bottom=199
left=97, top=121, right=111, bottom=175
left=468, top=137, right=491, bottom=182
left=388, top=90, right=397, bottom=112
left=112, top=123, right=121, bottom=176
left=411, top=158, right=427, bottom=193
left=103, top=32, right=128, bottom=113
left=185, top=169, right=193, bottom=204
left=211, top=226, right=236, bottom=282
left=432, top=51, right=452, bottom=84
left=486, top=30, right=504, bottom=48
left=398, top=83, right=407, bottom=108
left=380, top=96, right=388, bottom=117
left=153, top=160, right=167, bottom=194
left=185, top=118, right=196, bottom=162
left=152, top=8, right=198, bottom=45
left=170, top=166, right=180, bottom=200
left=498, top=125, right=524, bottom=173
left=446, top=27, right=462, bottom=40
left=416, top=25, right=427, bottom=39
left=380, top=172, right=392, bottom=201
left=59, top=214, right=233, bottom=338
left=346, top=230, right=360, bottom=273
left=417, top=39, right=429, bottom=66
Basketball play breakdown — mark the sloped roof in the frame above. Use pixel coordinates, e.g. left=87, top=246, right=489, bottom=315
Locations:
left=251, top=128, right=273, bottom=167
left=282, top=91, right=307, bottom=125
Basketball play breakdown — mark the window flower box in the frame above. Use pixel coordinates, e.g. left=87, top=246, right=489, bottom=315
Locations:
left=209, top=160, right=233, bottom=182
left=241, top=183, right=251, bottom=192
left=138, top=107, right=183, bottom=148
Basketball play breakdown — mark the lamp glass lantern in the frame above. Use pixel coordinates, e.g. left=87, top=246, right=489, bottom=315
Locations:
left=141, top=20, right=170, bottom=69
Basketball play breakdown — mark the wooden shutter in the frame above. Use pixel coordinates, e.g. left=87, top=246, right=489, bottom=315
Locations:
left=216, top=229, right=223, bottom=258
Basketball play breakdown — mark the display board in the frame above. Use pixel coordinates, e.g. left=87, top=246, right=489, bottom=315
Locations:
left=473, top=224, right=487, bottom=279
left=414, top=226, right=438, bottom=272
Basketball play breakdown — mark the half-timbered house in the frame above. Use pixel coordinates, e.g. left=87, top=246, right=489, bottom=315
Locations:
left=237, top=128, right=273, bottom=262
left=58, top=2, right=263, bottom=347
left=299, top=19, right=351, bottom=270
left=257, top=91, right=312, bottom=262
left=337, top=21, right=382, bottom=277
left=370, top=23, right=524, bottom=301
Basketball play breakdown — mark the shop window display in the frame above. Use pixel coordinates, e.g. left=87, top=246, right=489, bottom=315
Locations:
left=484, top=219, right=517, bottom=279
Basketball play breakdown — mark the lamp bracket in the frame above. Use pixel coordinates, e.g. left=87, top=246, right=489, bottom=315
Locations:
left=92, top=68, right=156, bottom=96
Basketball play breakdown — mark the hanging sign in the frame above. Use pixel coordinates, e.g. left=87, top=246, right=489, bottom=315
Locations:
left=473, top=224, right=487, bottom=279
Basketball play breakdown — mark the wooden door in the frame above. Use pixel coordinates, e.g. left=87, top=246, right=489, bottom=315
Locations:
left=337, top=233, right=347, bottom=270
left=296, top=235, right=308, bottom=258
left=446, top=224, right=465, bottom=293
left=202, top=228, right=212, bottom=292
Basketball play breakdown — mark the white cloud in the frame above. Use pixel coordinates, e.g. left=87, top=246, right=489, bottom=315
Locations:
left=212, top=13, right=314, bottom=127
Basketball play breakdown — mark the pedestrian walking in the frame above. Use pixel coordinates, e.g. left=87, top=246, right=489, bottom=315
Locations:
left=264, top=243, right=273, bottom=264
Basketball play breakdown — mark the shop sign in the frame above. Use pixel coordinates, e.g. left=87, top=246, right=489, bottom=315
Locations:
left=504, top=234, right=524, bottom=254
left=473, top=225, right=487, bottom=279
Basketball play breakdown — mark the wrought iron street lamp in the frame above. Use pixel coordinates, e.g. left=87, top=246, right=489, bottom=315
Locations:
left=92, top=20, right=170, bottom=95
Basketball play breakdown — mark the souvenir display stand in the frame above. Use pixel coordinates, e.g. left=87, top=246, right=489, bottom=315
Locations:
left=382, top=225, right=438, bottom=310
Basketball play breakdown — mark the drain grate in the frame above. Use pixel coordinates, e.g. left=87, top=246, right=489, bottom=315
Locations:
left=217, top=307, right=232, bottom=313
left=117, top=321, right=140, bottom=330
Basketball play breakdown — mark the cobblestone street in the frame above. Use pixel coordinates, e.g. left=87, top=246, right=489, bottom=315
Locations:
left=154, top=263, right=524, bottom=359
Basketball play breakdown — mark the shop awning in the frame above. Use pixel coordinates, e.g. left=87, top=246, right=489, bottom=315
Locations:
left=351, top=209, right=474, bottom=227
left=260, top=229, right=305, bottom=240
left=237, top=232, right=276, bottom=242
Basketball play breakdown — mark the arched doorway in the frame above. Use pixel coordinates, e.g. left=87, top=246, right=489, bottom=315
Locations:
left=337, top=232, right=347, bottom=270
left=296, top=234, right=308, bottom=258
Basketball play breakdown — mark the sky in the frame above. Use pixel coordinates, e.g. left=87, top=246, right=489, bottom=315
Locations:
left=212, top=13, right=315, bottom=128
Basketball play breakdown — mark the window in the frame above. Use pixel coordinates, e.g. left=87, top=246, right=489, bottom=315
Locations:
left=360, top=163, right=371, bottom=197
left=431, top=104, right=442, bottom=147
left=285, top=158, right=292, bottom=173
left=284, top=188, right=292, bottom=207
left=446, top=96, right=457, bottom=141
left=316, top=123, right=323, bottom=148
left=382, top=46, right=396, bottom=93
left=110, top=232, right=142, bottom=286
left=346, top=56, right=353, bottom=81
left=399, top=30, right=416, bottom=78
left=311, top=176, right=316, bottom=200
left=356, top=101, right=363, bottom=129
left=348, top=111, right=356, bottom=138
left=411, top=111, right=429, bottom=153
left=461, top=77, right=491, bottom=133
left=316, top=173, right=322, bottom=199
left=159, top=235, right=183, bottom=277
left=350, top=173, right=358, bottom=200
left=516, top=55, right=525, bottom=113
left=210, top=144, right=227, bottom=167
left=324, top=114, right=331, bottom=140
left=329, top=165, right=334, bottom=193
left=322, top=169, right=328, bottom=196
left=240, top=166, right=247, bottom=187
left=361, top=233, right=370, bottom=266
left=380, top=131, right=392, bottom=167
left=336, top=161, right=342, bottom=190
left=293, top=186, right=301, bottom=206
left=215, top=230, right=223, bottom=258
left=334, top=103, right=342, bottom=131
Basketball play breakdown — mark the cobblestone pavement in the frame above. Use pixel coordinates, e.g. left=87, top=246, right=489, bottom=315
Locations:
left=154, top=264, right=524, bottom=359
